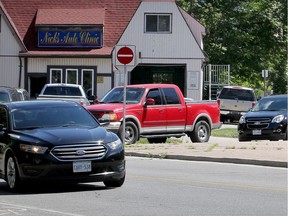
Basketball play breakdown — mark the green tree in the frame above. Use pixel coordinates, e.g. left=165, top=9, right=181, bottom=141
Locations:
left=176, top=0, right=287, bottom=94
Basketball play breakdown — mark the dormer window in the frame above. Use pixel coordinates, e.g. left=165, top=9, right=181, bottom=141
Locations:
left=145, top=14, right=172, bottom=33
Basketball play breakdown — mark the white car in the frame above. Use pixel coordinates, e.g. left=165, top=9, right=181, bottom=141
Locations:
left=37, top=83, right=90, bottom=106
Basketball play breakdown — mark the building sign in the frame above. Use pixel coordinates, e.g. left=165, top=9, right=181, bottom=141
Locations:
left=38, top=30, right=102, bottom=48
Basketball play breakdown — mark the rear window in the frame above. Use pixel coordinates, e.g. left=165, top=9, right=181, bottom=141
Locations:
left=219, top=88, right=256, bottom=101
left=43, top=86, right=82, bottom=96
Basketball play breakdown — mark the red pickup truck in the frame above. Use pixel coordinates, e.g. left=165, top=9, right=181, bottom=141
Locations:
left=86, top=84, right=221, bottom=144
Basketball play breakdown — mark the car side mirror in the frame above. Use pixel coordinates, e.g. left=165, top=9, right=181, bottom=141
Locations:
left=144, top=98, right=155, bottom=106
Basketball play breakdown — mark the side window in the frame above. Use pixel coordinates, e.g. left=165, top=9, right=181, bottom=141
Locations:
left=146, top=89, right=162, bottom=105
left=145, top=14, right=172, bottom=33
left=0, top=107, right=8, bottom=127
left=162, top=88, right=180, bottom=104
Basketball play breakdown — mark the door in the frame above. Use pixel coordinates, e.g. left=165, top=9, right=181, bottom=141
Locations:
left=162, top=87, right=186, bottom=132
left=141, top=88, right=166, bottom=134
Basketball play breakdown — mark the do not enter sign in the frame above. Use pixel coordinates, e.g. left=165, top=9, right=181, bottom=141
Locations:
left=117, top=46, right=134, bottom=65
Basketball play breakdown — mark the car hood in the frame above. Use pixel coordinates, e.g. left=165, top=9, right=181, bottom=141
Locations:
left=245, top=110, right=287, bottom=118
left=15, top=126, right=116, bottom=145
left=86, top=103, right=140, bottom=112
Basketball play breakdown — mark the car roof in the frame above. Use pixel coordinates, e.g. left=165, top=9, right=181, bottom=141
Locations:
left=0, top=86, right=18, bottom=92
left=261, top=94, right=288, bottom=100
left=222, top=86, right=254, bottom=91
left=116, top=83, right=178, bottom=89
left=1, top=100, right=79, bottom=109
left=45, top=83, right=82, bottom=87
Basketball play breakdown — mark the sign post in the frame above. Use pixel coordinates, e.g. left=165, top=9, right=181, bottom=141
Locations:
left=262, top=70, right=268, bottom=96
left=116, top=46, right=135, bottom=144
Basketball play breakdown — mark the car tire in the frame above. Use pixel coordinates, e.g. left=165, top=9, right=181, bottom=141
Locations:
left=190, top=120, right=210, bottom=143
left=103, top=174, right=125, bottom=188
left=5, top=155, right=21, bottom=191
left=147, top=138, right=167, bottom=144
left=238, top=137, right=251, bottom=142
left=119, top=121, right=138, bottom=145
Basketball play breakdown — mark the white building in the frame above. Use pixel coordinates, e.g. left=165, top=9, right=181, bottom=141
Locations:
left=0, top=0, right=207, bottom=100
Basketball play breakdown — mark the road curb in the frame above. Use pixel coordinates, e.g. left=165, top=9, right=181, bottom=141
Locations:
left=125, top=152, right=288, bottom=168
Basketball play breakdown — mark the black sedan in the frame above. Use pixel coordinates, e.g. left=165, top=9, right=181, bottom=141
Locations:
left=0, top=100, right=125, bottom=191
left=238, top=94, right=287, bottom=141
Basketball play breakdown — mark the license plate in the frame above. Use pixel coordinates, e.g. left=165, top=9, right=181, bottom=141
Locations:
left=252, top=130, right=262, bottom=135
left=73, top=161, right=91, bottom=173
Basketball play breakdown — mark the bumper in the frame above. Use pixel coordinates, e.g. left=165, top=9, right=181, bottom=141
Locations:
left=18, top=160, right=125, bottom=183
left=104, top=122, right=121, bottom=135
left=238, top=124, right=287, bottom=141
left=16, top=149, right=125, bottom=183
left=221, top=110, right=246, bottom=121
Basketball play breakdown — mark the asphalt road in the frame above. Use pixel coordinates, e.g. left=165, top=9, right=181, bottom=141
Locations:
left=0, top=157, right=287, bottom=216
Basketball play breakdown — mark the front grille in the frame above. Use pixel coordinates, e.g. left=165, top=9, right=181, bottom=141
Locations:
left=51, top=144, right=107, bottom=161
left=246, top=117, right=271, bottom=129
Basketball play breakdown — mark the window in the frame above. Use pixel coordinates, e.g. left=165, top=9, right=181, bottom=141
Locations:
left=50, top=69, right=62, bottom=83
left=0, top=107, right=8, bottom=127
left=145, top=14, right=171, bottom=33
left=146, top=89, right=162, bottom=105
left=66, top=69, right=78, bottom=84
left=162, top=88, right=180, bottom=105
left=48, top=67, right=96, bottom=97
left=81, top=69, right=94, bottom=97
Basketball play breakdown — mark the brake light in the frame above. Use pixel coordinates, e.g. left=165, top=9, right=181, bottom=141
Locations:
left=252, top=102, right=256, bottom=107
left=217, top=99, right=220, bottom=107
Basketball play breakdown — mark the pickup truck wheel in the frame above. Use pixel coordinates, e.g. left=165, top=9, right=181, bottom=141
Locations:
left=119, top=122, right=138, bottom=145
left=147, top=138, right=167, bottom=144
left=190, top=120, right=210, bottom=143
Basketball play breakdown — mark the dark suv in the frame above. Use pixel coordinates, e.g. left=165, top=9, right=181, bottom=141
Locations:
left=238, top=94, right=287, bottom=141
left=0, top=87, right=21, bottom=102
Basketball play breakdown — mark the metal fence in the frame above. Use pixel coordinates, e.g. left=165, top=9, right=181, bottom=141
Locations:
left=203, top=64, right=230, bottom=100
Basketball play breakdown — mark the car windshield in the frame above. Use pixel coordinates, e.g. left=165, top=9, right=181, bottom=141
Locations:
left=100, top=87, right=145, bottom=104
left=252, top=97, right=287, bottom=112
left=12, top=105, right=99, bottom=130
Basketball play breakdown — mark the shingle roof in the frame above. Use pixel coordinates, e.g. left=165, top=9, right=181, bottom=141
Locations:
left=1, top=0, right=141, bottom=56
left=35, top=9, right=105, bottom=25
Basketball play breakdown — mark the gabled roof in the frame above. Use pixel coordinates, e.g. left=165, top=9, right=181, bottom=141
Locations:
left=1, top=0, right=141, bottom=56
left=0, top=1, right=27, bottom=51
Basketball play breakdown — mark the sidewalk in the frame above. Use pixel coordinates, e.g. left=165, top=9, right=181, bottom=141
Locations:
left=125, top=136, right=288, bottom=168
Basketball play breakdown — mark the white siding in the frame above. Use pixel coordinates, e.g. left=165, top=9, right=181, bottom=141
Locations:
left=117, top=2, right=205, bottom=62
left=97, top=76, right=112, bottom=99
left=27, top=58, right=113, bottom=98
left=28, top=58, right=112, bottom=74
left=116, top=1, right=205, bottom=100
left=0, top=13, right=23, bottom=87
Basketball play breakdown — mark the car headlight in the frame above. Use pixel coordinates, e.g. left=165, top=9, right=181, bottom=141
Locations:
left=20, top=144, right=48, bottom=154
left=239, top=116, right=246, bottom=124
left=107, top=138, right=122, bottom=150
left=102, top=113, right=118, bottom=121
left=272, top=115, right=284, bottom=123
